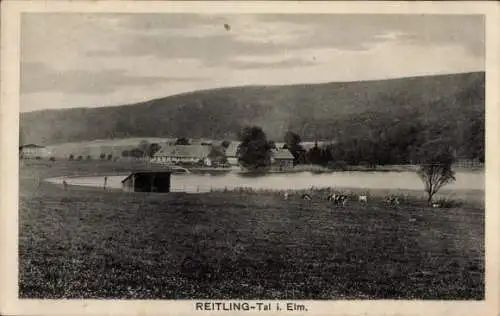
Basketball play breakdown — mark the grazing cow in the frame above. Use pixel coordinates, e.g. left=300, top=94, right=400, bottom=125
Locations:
left=328, top=193, right=348, bottom=206
left=301, top=193, right=312, bottom=200
left=338, top=195, right=348, bottom=206
left=327, top=193, right=338, bottom=201
left=358, top=194, right=368, bottom=204
left=385, top=195, right=400, bottom=206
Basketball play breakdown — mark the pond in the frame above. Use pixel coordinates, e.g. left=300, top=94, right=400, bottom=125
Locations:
left=46, top=170, right=484, bottom=193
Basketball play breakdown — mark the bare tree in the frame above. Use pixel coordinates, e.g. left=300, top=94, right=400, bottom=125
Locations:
left=414, top=139, right=456, bottom=204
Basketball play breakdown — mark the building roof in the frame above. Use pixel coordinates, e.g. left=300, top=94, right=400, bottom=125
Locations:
left=274, top=142, right=286, bottom=149
left=224, top=141, right=241, bottom=157
left=121, top=171, right=172, bottom=183
left=272, top=148, right=294, bottom=160
left=21, top=144, right=44, bottom=148
left=153, top=145, right=211, bottom=158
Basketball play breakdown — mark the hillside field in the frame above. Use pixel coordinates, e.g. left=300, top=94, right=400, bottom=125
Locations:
left=19, top=160, right=484, bottom=299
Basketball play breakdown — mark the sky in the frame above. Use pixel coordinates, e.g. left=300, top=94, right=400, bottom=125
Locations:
left=20, top=13, right=485, bottom=113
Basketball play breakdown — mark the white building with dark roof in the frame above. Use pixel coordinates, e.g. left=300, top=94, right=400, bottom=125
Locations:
left=223, top=141, right=241, bottom=166
left=271, top=148, right=294, bottom=170
left=19, top=144, right=50, bottom=159
left=152, top=145, right=212, bottom=166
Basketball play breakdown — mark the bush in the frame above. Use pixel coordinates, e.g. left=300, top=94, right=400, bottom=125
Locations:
left=433, top=198, right=462, bottom=209
left=76, top=155, right=83, bottom=161
left=107, top=154, right=113, bottom=161
left=328, top=160, right=348, bottom=170
left=100, top=153, right=106, bottom=160
left=194, top=160, right=205, bottom=167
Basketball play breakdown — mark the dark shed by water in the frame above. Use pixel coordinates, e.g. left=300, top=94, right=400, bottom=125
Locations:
left=121, top=171, right=172, bottom=193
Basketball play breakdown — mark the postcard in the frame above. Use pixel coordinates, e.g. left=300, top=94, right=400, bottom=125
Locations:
left=1, top=1, right=499, bottom=316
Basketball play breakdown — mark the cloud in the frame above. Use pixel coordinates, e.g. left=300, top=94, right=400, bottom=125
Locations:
left=255, top=14, right=484, bottom=57
left=82, top=13, right=484, bottom=70
left=114, top=13, right=224, bottom=30
left=228, top=57, right=317, bottom=70
left=21, top=62, right=205, bottom=94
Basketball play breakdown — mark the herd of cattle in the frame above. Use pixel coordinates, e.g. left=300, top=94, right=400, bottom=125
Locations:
left=282, top=191, right=442, bottom=208
left=282, top=191, right=402, bottom=206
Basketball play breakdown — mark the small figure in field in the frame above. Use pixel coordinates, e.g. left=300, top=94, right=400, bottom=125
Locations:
left=328, top=193, right=348, bottom=206
left=358, top=194, right=368, bottom=204
left=385, top=195, right=400, bottom=206
left=283, top=192, right=289, bottom=200
left=104, top=176, right=108, bottom=190
left=63, top=179, right=68, bottom=191
left=338, top=195, right=348, bottom=206
left=327, top=193, right=337, bottom=201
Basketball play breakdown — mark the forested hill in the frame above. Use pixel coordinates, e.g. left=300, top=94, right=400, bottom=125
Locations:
left=20, top=71, right=484, bottom=159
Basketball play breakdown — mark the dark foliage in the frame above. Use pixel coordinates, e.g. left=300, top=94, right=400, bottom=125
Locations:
left=175, top=138, right=190, bottom=145
left=129, top=148, right=145, bottom=158
left=208, top=145, right=228, bottom=166
left=221, top=140, right=231, bottom=149
left=237, top=126, right=273, bottom=171
left=147, top=143, right=161, bottom=158
left=284, top=131, right=307, bottom=165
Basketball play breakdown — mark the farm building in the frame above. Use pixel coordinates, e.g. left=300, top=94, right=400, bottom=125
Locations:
left=151, top=145, right=212, bottom=166
left=271, top=148, right=294, bottom=171
left=19, top=144, right=50, bottom=159
left=121, top=171, right=172, bottom=193
left=224, top=141, right=241, bottom=166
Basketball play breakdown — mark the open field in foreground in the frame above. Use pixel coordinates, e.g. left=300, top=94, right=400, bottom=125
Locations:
left=19, top=161, right=484, bottom=299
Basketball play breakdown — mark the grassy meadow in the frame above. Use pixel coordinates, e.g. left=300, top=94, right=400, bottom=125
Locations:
left=19, top=160, right=484, bottom=299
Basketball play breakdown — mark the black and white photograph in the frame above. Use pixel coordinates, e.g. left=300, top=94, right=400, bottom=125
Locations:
left=1, top=1, right=499, bottom=316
